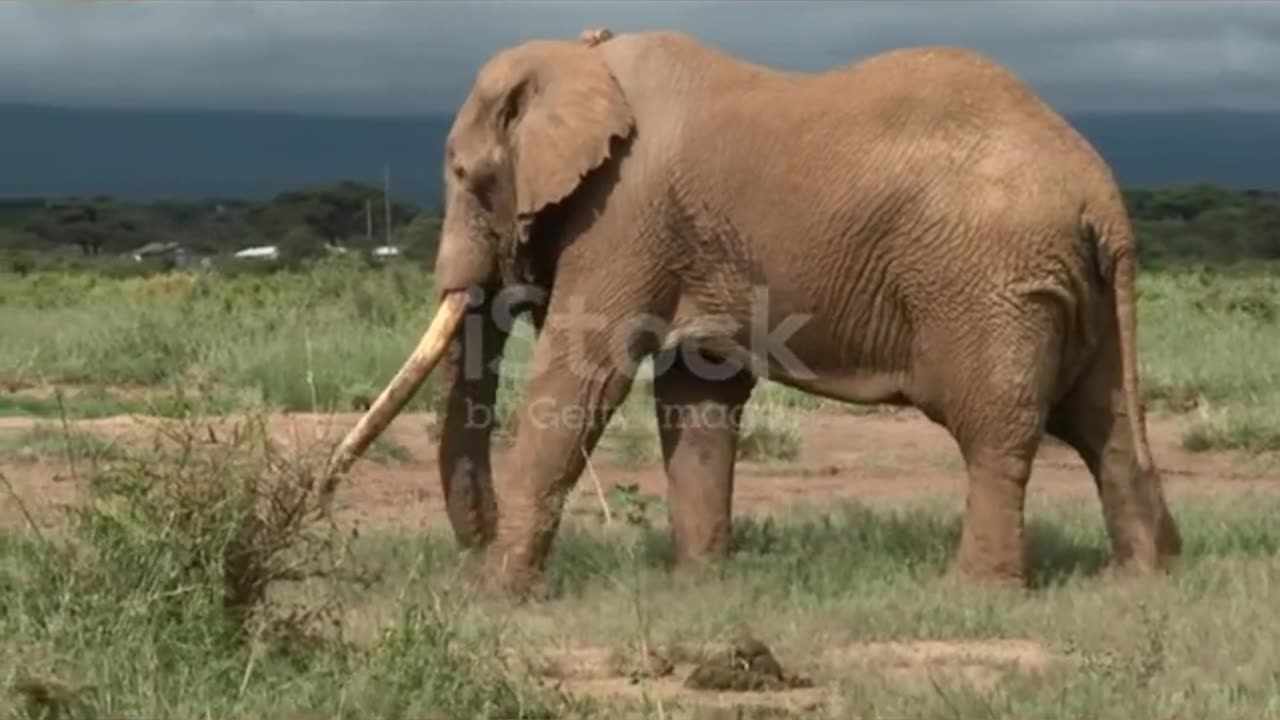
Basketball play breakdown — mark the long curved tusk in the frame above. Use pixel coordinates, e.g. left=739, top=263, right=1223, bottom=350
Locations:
left=318, top=290, right=469, bottom=502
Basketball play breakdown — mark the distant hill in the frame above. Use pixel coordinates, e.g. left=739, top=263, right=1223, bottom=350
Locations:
left=0, top=104, right=452, bottom=207
left=2, top=103, right=1278, bottom=204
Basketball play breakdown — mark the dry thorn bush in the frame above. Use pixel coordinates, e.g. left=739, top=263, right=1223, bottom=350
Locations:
left=35, top=406, right=368, bottom=645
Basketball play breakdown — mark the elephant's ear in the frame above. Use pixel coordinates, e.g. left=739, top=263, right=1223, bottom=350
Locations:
left=508, top=46, right=634, bottom=229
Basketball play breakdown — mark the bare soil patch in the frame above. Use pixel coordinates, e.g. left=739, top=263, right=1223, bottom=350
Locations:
left=517, top=633, right=1062, bottom=714
left=2, top=406, right=1278, bottom=532
left=822, top=638, right=1060, bottom=693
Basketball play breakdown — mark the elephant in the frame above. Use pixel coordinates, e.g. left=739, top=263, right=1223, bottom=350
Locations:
left=321, top=28, right=1182, bottom=598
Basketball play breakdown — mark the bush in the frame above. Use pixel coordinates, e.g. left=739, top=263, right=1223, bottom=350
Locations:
left=0, top=410, right=557, bottom=719
left=277, top=225, right=329, bottom=270
left=396, top=214, right=442, bottom=265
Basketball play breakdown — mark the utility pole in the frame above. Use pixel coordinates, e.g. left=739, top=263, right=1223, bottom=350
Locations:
left=365, top=198, right=373, bottom=244
left=383, top=164, right=392, bottom=246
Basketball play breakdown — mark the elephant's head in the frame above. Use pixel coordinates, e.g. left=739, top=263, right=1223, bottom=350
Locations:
left=320, top=33, right=635, bottom=500
left=434, top=37, right=635, bottom=292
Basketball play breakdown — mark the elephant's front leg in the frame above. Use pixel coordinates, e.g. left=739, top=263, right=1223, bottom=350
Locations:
left=436, top=289, right=513, bottom=549
left=487, top=318, right=638, bottom=596
left=652, top=349, right=755, bottom=567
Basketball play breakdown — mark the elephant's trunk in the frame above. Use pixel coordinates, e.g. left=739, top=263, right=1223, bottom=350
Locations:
left=318, top=290, right=469, bottom=505
left=437, top=286, right=510, bottom=548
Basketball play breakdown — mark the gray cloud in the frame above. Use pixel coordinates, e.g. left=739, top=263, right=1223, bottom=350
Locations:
left=0, top=1, right=1277, bottom=115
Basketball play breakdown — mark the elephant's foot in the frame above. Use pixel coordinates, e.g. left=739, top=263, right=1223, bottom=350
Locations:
left=445, top=506, right=497, bottom=552
left=670, top=506, right=734, bottom=572
left=1094, top=469, right=1183, bottom=580
left=673, top=543, right=732, bottom=568
left=950, top=538, right=1030, bottom=588
left=1098, top=549, right=1180, bottom=587
left=671, top=543, right=731, bottom=580
left=483, top=506, right=565, bottom=601
left=1103, top=510, right=1182, bottom=579
left=478, top=542, right=548, bottom=601
left=939, top=560, right=1030, bottom=598
left=444, top=502, right=498, bottom=552
left=667, top=498, right=735, bottom=575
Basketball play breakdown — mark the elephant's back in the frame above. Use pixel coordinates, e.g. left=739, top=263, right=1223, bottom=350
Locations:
left=778, top=44, right=1124, bottom=257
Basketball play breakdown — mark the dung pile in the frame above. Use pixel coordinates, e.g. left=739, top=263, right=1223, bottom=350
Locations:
left=684, top=632, right=814, bottom=692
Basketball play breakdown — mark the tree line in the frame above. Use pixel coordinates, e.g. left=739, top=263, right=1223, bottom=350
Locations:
left=0, top=181, right=1277, bottom=275
left=0, top=181, right=441, bottom=274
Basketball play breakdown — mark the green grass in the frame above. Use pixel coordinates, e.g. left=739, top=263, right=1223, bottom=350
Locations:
left=0, top=258, right=444, bottom=415
left=1, top=259, right=1279, bottom=716
left=5, top=259, right=1280, bottom=455
left=0, top=387, right=243, bottom=420
left=4, top=452, right=1280, bottom=717
left=1139, top=267, right=1280, bottom=451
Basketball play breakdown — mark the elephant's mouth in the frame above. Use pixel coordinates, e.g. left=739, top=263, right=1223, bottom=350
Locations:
left=318, top=290, right=470, bottom=501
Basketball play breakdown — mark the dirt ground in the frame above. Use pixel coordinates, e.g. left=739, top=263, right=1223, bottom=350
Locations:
left=3, top=406, right=1279, bottom=714
left=3, top=406, right=1277, bottom=532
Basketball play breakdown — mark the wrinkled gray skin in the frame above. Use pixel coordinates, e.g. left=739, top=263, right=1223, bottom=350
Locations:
left=336, top=29, right=1182, bottom=598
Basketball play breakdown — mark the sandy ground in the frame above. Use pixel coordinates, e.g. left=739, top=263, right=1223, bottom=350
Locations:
left=2, top=406, right=1278, bottom=532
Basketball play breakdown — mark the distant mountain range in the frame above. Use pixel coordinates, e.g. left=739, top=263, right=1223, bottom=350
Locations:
left=2, top=102, right=1278, bottom=205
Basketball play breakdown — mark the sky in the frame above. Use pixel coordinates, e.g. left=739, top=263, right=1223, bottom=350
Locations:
left=0, top=1, right=1277, bottom=116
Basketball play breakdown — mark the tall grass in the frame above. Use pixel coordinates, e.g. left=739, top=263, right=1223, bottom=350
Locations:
left=4, top=260, right=1280, bottom=716
left=3, top=259, right=1280, bottom=451
left=1139, top=267, right=1280, bottom=451
left=0, top=413, right=557, bottom=720
left=4, top=415, right=1280, bottom=717
left=0, top=257, right=442, bottom=414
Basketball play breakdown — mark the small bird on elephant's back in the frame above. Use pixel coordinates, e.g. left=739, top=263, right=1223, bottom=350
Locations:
left=323, top=26, right=1182, bottom=600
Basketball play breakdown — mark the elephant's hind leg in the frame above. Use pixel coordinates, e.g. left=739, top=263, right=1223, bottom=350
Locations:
left=935, top=305, right=1062, bottom=586
left=1047, top=353, right=1181, bottom=574
left=652, top=349, right=755, bottom=568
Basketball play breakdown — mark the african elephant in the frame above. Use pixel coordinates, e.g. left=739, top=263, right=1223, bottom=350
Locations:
left=323, top=28, right=1182, bottom=597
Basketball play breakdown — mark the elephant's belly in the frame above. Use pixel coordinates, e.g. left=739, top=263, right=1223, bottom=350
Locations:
left=663, top=291, right=914, bottom=406
left=768, top=367, right=912, bottom=406
left=661, top=326, right=909, bottom=405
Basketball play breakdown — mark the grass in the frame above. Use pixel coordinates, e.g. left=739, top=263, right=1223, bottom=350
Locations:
left=0, top=258, right=443, bottom=415
left=2, top=259, right=1280, bottom=715
left=1138, top=267, right=1280, bottom=452
left=0, top=424, right=124, bottom=464
left=4, top=258, right=1280, bottom=454
left=3, top=414, right=1280, bottom=717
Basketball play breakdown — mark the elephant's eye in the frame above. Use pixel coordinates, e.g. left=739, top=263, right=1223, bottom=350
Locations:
left=470, top=170, right=496, bottom=212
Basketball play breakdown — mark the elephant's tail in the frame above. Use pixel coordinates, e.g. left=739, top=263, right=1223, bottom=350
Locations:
left=1098, top=217, right=1155, bottom=474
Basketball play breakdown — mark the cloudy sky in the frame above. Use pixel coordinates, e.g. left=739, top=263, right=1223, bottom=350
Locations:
left=0, top=1, right=1277, bottom=116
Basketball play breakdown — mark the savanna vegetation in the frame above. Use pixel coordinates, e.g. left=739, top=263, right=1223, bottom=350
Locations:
left=2, top=182, right=1280, bottom=718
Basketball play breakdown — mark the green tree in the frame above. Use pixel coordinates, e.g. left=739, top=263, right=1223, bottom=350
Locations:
left=252, top=181, right=418, bottom=244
